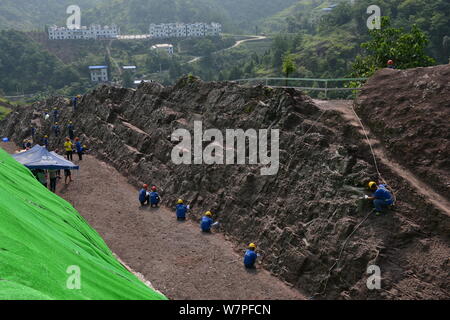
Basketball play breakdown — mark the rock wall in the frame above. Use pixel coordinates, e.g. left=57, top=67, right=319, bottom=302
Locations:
left=355, top=65, right=450, bottom=199
left=2, top=75, right=449, bottom=299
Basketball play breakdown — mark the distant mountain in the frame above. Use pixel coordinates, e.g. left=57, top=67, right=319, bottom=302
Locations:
left=0, top=0, right=105, bottom=30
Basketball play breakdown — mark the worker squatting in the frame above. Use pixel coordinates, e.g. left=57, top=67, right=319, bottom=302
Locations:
left=171, top=121, right=280, bottom=176
left=138, top=181, right=394, bottom=269
left=138, top=184, right=261, bottom=269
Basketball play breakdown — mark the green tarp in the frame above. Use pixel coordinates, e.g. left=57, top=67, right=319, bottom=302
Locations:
left=0, top=148, right=166, bottom=300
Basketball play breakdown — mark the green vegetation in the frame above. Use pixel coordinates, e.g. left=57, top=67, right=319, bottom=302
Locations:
left=351, top=17, right=436, bottom=78
left=83, top=0, right=298, bottom=34
left=0, top=0, right=448, bottom=97
left=0, top=30, right=87, bottom=95
left=0, top=0, right=104, bottom=30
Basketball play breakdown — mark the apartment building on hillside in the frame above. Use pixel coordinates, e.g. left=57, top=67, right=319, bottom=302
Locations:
left=149, top=22, right=221, bottom=39
left=48, top=25, right=120, bottom=40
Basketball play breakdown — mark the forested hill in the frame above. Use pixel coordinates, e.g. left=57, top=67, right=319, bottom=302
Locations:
left=0, top=0, right=105, bottom=30
left=0, top=30, right=83, bottom=95
left=83, top=0, right=300, bottom=33
left=265, top=0, right=450, bottom=63
left=0, top=0, right=299, bottom=34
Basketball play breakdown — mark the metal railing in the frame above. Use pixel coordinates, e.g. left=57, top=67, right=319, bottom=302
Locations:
left=232, top=77, right=368, bottom=99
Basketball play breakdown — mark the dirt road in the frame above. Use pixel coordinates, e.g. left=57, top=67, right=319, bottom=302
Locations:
left=186, top=35, right=267, bottom=65
left=1, top=141, right=303, bottom=300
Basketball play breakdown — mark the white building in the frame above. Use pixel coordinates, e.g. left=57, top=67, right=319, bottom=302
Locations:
left=151, top=44, right=174, bottom=55
left=133, top=80, right=154, bottom=86
left=48, top=24, right=120, bottom=40
left=149, top=22, right=221, bottom=39
left=89, top=66, right=108, bottom=82
left=122, top=66, right=137, bottom=72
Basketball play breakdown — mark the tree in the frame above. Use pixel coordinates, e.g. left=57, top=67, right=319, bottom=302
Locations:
left=351, top=17, right=435, bottom=78
left=282, top=54, right=296, bottom=86
left=122, top=71, right=133, bottom=88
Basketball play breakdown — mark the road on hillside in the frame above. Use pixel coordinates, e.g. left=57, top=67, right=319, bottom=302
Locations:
left=1, top=141, right=303, bottom=300
left=185, top=35, right=267, bottom=65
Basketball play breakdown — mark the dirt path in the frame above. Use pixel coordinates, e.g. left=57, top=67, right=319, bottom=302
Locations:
left=1, top=142, right=303, bottom=300
left=185, top=35, right=267, bottom=65
left=313, top=99, right=450, bottom=217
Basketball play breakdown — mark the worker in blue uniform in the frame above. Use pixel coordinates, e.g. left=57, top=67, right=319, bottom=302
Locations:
left=244, top=243, right=258, bottom=269
left=200, top=211, right=214, bottom=233
left=149, top=186, right=160, bottom=207
left=175, top=199, right=189, bottom=221
left=139, top=184, right=150, bottom=206
left=366, top=181, right=394, bottom=215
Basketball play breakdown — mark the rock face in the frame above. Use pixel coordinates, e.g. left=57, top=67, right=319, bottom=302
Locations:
left=1, top=74, right=449, bottom=299
left=355, top=65, right=450, bottom=199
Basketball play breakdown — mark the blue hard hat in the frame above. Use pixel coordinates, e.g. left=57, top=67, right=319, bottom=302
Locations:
left=2, top=137, right=9, bottom=142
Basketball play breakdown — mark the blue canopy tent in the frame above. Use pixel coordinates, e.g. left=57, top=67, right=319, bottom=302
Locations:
left=12, top=145, right=79, bottom=170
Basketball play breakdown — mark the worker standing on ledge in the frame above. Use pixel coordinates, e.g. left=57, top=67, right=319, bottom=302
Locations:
left=244, top=243, right=258, bottom=269
left=149, top=186, right=160, bottom=207
left=200, top=211, right=214, bottom=233
left=175, top=199, right=189, bottom=221
left=42, top=135, right=49, bottom=149
left=365, top=181, right=394, bottom=215
left=67, top=121, right=75, bottom=140
left=139, top=184, right=150, bottom=206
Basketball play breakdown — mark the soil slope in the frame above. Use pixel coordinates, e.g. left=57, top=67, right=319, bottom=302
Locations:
left=355, top=66, right=450, bottom=199
left=1, top=71, right=449, bottom=299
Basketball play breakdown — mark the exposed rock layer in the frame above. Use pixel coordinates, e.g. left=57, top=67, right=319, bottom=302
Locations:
left=2, top=73, right=449, bottom=299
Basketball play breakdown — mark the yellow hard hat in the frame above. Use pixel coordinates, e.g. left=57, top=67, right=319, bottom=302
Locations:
left=177, top=199, right=183, bottom=204
left=368, top=181, right=377, bottom=189
left=249, top=243, right=256, bottom=249
left=205, top=211, right=212, bottom=216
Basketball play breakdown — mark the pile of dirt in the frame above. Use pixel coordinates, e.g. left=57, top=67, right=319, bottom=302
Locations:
left=1, top=72, right=449, bottom=299
left=355, top=66, right=450, bottom=199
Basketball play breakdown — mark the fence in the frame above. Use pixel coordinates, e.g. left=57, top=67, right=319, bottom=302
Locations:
left=232, top=77, right=368, bottom=99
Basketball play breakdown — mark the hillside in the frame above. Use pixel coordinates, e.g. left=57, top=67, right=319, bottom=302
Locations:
left=2, top=67, right=449, bottom=299
left=0, top=0, right=105, bottom=30
left=0, top=147, right=166, bottom=299
left=0, top=30, right=86, bottom=95
left=83, top=0, right=299, bottom=33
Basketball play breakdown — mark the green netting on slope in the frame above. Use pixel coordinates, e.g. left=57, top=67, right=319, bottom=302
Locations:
left=0, top=148, right=167, bottom=300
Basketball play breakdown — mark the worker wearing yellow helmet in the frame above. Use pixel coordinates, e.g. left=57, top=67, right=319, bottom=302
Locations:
left=42, top=135, right=49, bottom=149
left=175, top=199, right=189, bottom=221
left=200, top=211, right=214, bottom=233
left=365, top=181, right=394, bottom=215
left=244, top=243, right=258, bottom=269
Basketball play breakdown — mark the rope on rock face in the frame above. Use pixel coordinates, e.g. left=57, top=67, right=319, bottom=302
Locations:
left=308, top=209, right=374, bottom=300
left=348, top=103, right=397, bottom=204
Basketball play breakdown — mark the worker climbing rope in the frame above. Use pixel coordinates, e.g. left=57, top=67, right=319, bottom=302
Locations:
left=365, top=181, right=394, bottom=215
